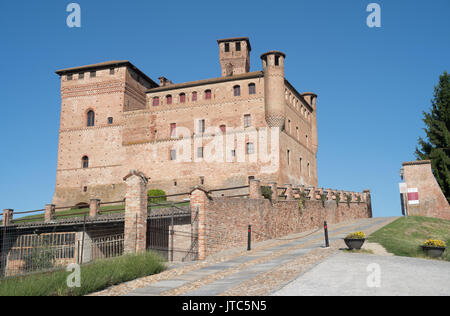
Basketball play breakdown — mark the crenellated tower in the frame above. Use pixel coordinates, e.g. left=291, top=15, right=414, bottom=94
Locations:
left=261, top=51, right=286, bottom=128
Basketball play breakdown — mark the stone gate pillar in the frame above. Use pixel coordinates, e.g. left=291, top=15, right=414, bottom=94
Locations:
left=249, top=179, right=262, bottom=199
left=190, top=186, right=209, bottom=260
left=123, top=170, right=148, bottom=254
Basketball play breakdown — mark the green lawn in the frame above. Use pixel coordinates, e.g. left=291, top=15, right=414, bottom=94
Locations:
left=0, top=251, right=166, bottom=296
left=369, top=216, right=450, bottom=261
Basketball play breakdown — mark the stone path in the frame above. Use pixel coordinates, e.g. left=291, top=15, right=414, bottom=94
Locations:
left=273, top=252, right=450, bottom=296
left=92, top=217, right=397, bottom=296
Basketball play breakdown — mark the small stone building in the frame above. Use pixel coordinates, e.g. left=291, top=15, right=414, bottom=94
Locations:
left=53, top=37, right=319, bottom=207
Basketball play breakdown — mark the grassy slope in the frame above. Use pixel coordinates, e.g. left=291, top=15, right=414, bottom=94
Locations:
left=0, top=251, right=166, bottom=296
left=369, top=216, right=450, bottom=261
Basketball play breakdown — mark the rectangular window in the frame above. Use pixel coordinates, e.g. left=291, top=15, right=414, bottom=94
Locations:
left=180, top=94, right=186, bottom=103
left=246, top=142, right=254, bottom=155
left=90, top=71, right=96, bottom=78
left=197, top=147, right=204, bottom=158
left=170, top=123, right=177, bottom=138
left=79, top=72, right=84, bottom=80
left=299, top=157, right=302, bottom=174
left=192, top=92, right=197, bottom=102
left=234, top=85, right=241, bottom=97
left=166, top=95, right=172, bottom=105
left=200, top=176, right=205, bottom=185
left=225, top=43, right=230, bottom=52
left=205, top=90, right=212, bottom=100
left=287, top=150, right=290, bottom=165
left=153, top=97, right=160, bottom=106
left=108, top=117, right=113, bottom=124
left=248, top=176, right=255, bottom=183
left=198, top=119, right=205, bottom=133
left=249, top=84, right=256, bottom=95
left=67, top=74, right=73, bottom=81
left=244, top=114, right=251, bottom=128
left=170, top=149, right=176, bottom=161
left=275, top=56, right=280, bottom=66
left=236, top=42, right=241, bottom=51
left=231, top=149, right=236, bottom=157
left=110, top=68, right=115, bottom=75
left=220, top=125, right=226, bottom=134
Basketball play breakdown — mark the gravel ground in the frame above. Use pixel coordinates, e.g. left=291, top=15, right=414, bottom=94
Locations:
left=90, top=217, right=396, bottom=296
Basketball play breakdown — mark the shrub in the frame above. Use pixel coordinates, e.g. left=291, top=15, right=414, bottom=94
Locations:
left=298, top=192, right=307, bottom=210
left=345, top=193, right=352, bottom=207
left=423, top=239, right=446, bottom=248
left=335, top=193, right=341, bottom=206
left=148, top=189, right=167, bottom=204
left=345, top=231, right=366, bottom=240
left=261, top=186, right=272, bottom=201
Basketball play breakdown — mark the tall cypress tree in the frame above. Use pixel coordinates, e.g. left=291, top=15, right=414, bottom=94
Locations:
left=415, top=71, right=450, bottom=202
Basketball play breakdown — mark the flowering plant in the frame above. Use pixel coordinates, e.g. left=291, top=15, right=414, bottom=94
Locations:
left=345, top=231, right=366, bottom=240
left=423, top=239, right=446, bottom=248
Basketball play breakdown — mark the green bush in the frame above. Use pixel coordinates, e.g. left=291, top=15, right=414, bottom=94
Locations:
left=261, top=186, right=273, bottom=201
left=148, top=189, right=167, bottom=204
left=0, top=251, right=166, bottom=296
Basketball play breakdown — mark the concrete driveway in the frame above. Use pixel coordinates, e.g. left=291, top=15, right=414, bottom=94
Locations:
left=273, top=253, right=450, bottom=296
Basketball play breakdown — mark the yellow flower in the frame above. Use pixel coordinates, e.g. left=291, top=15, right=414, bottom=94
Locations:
left=346, top=231, right=366, bottom=239
left=424, top=239, right=446, bottom=248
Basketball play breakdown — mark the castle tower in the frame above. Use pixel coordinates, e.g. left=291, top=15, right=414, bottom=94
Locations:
left=217, top=37, right=251, bottom=77
left=261, top=51, right=286, bottom=128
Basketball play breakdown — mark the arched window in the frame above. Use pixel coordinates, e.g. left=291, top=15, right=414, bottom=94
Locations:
left=87, top=110, right=95, bottom=127
left=82, top=156, right=89, bottom=168
left=192, top=91, right=198, bottom=102
left=233, top=85, right=241, bottom=97
left=205, top=90, right=212, bottom=100
left=248, top=83, right=256, bottom=95
left=166, top=95, right=172, bottom=105
left=179, top=93, right=186, bottom=103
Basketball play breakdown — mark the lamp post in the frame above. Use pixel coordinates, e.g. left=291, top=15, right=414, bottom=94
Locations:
left=399, top=167, right=408, bottom=216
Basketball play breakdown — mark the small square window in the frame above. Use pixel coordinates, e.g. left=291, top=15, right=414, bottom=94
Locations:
left=108, top=117, right=113, bottom=124
left=110, top=68, right=115, bottom=75
left=67, top=74, right=73, bottom=81
left=200, top=176, right=205, bottom=185
left=79, top=73, right=84, bottom=80
left=83, top=186, right=87, bottom=192
left=90, top=71, right=96, bottom=78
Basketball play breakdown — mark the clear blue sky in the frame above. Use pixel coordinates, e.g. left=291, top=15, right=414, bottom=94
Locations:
left=0, top=0, right=449, bottom=217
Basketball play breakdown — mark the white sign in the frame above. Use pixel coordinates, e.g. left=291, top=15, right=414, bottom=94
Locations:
left=399, top=183, right=407, bottom=194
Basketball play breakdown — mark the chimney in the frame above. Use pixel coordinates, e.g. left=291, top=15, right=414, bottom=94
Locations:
left=158, top=77, right=174, bottom=87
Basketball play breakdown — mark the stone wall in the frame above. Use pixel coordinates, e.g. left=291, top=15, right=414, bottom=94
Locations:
left=403, top=160, right=450, bottom=220
left=192, top=182, right=372, bottom=258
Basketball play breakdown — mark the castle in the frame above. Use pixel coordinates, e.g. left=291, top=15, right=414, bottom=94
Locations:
left=53, top=37, right=318, bottom=207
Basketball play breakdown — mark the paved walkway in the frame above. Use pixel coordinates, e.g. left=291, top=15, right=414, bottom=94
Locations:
left=273, top=253, right=450, bottom=296
left=120, top=217, right=396, bottom=296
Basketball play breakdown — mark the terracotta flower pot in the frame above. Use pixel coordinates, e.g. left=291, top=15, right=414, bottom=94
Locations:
left=344, top=238, right=365, bottom=250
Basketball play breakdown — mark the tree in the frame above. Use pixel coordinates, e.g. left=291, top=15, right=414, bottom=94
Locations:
left=415, top=71, right=450, bottom=202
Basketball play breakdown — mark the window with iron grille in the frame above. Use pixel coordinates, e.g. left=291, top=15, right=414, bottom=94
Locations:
left=82, top=156, right=89, bottom=168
